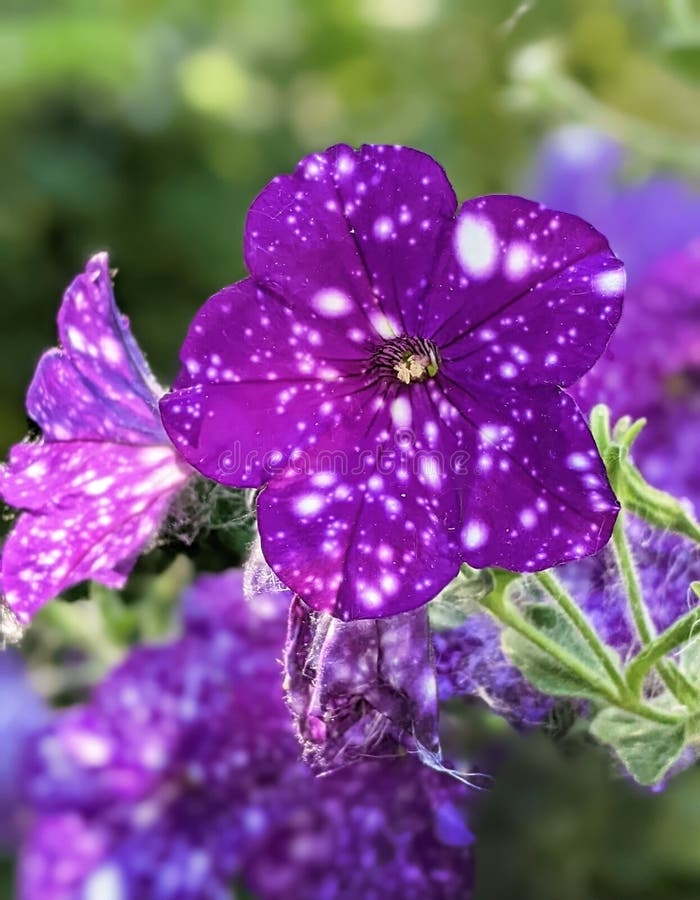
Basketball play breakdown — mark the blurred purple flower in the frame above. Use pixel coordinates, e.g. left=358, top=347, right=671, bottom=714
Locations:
left=161, top=143, right=622, bottom=620
left=0, top=254, right=191, bottom=629
left=20, top=570, right=474, bottom=899
left=529, top=126, right=700, bottom=285
left=531, top=128, right=700, bottom=505
left=285, top=596, right=440, bottom=772
left=0, top=651, right=48, bottom=847
left=559, top=521, right=700, bottom=663
left=243, top=757, right=474, bottom=900
left=433, top=614, right=555, bottom=729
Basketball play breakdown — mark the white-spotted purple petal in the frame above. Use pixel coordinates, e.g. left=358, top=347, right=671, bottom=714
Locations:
left=431, top=195, right=625, bottom=389
left=1, top=254, right=191, bottom=624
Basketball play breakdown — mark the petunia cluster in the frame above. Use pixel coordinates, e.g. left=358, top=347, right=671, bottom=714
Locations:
left=18, top=570, right=475, bottom=899
left=7, top=134, right=700, bottom=895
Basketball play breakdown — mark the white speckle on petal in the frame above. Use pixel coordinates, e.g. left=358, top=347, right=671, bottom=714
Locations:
left=566, top=452, right=590, bottom=471
left=504, top=242, right=531, bottom=280
left=294, top=493, right=325, bottom=517
left=593, top=268, right=625, bottom=297
left=84, top=476, right=115, bottom=495
left=461, top=520, right=489, bottom=550
left=70, top=732, right=113, bottom=766
left=373, top=216, right=394, bottom=240
left=519, top=508, right=537, bottom=529
left=390, top=396, right=412, bottom=428
left=454, top=214, right=498, bottom=279
left=66, top=326, right=87, bottom=352
left=100, top=336, right=124, bottom=364
left=312, top=288, right=353, bottom=318
left=83, top=865, right=125, bottom=900
left=369, top=312, right=399, bottom=339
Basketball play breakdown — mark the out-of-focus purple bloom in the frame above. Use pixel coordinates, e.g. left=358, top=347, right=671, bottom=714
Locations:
left=433, top=614, right=555, bottom=728
left=161, top=143, right=622, bottom=620
left=20, top=570, right=474, bottom=899
left=531, top=129, right=700, bottom=506
left=573, top=240, right=700, bottom=424
left=0, top=651, right=48, bottom=846
left=559, top=521, right=700, bottom=663
left=285, top=596, right=440, bottom=772
left=530, top=126, right=700, bottom=285
left=0, top=254, right=191, bottom=629
left=242, top=757, right=474, bottom=900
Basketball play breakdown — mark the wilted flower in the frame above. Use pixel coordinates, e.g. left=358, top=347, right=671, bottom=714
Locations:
left=161, top=143, right=623, bottom=620
left=0, top=254, right=191, bottom=629
left=19, top=570, right=475, bottom=899
left=285, top=596, right=440, bottom=772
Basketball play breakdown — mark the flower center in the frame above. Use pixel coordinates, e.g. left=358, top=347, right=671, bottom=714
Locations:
left=370, top=336, right=440, bottom=384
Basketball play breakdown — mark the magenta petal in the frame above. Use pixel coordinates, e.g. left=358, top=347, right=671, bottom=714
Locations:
left=245, top=144, right=457, bottom=337
left=160, top=278, right=374, bottom=487
left=2, top=443, right=186, bottom=622
left=285, top=596, right=439, bottom=772
left=430, top=195, right=624, bottom=388
left=1, top=254, right=190, bottom=623
left=29, top=253, right=164, bottom=441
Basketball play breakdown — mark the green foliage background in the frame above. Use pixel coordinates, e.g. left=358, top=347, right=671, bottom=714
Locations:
left=1, top=1, right=700, bottom=897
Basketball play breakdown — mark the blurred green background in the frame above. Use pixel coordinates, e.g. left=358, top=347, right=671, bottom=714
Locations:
left=2, top=1, right=700, bottom=897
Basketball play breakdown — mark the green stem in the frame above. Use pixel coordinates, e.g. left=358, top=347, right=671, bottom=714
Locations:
left=611, top=515, right=655, bottom=645
left=627, top=606, right=700, bottom=698
left=482, top=593, right=683, bottom=726
left=612, top=514, right=700, bottom=707
left=535, top=570, right=627, bottom=696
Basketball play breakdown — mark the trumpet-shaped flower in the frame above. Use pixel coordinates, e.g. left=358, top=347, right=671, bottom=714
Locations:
left=161, top=144, right=623, bottom=619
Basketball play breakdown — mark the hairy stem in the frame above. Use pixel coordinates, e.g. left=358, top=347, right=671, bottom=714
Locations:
left=535, top=570, right=628, bottom=696
left=612, top=514, right=700, bottom=707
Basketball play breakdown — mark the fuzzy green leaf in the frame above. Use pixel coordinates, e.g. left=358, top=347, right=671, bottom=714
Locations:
left=590, top=707, right=687, bottom=786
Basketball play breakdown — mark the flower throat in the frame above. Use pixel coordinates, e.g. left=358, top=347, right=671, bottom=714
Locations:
left=370, top=336, right=440, bottom=384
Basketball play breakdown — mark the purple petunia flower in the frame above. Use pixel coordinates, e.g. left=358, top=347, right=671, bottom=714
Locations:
left=161, top=143, right=623, bottom=620
left=285, top=595, right=440, bottom=773
left=19, top=569, right=474, bottom=899
left=0, top=254, right=191, bottom=629
left=558, top=520, right=700, bottom=663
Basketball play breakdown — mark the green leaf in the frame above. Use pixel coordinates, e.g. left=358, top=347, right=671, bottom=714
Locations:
left=501, top=603, right=618, bottom=700
left=590, top=708, right=687, bottom=786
